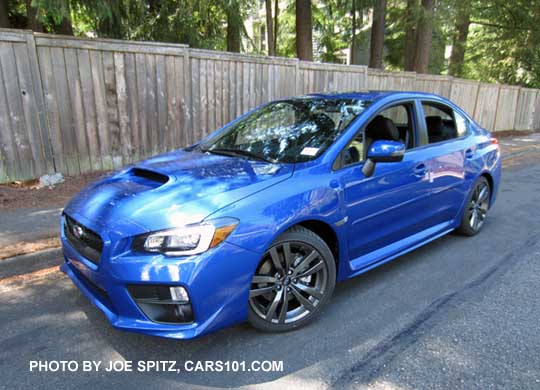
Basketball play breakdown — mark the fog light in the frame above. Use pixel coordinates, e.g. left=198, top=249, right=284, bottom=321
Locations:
left=127, top=284, right=194, bottom=324
left=170, top=286, right=189, bottom=302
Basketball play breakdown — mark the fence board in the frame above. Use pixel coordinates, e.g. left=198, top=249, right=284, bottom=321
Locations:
left=89, top=50, right=112, bottom=169
left=191, top=58, right=201, bottom=140
left=12, top=40, right=47, bottom=178
left=145, top=54, right=158, bottom=155
left=77, top=49, right=102, bottom=170
left=208, top=59, right=216, bottom=133
left=64, top=47, right=91, bottom=173
left=514, top=88, right=537, bottom=130
left=114, top=52, right=132, bottom=164
left=13, top=42, right=45, bottom=175
left=155, top=54, right=168, bottom=153
left=0, top=44, right=21, bottom=181
left=1, top=42, right=36, bottom=178
left=38, top=46, right=66, bottom=174
left=51, top=46, right=81, bottom=175
left=416, top=75, right=452, bottom=98
left=102, top=51, right=122, bottom=168
left=124, top=52, right=139, bottom=162
left=164, top=55, right=177, bottom=149
left=474, top=83, right=500, bottom=130
left=533, top=92, right=540, bottom=131
left=449, top=79, right=479, bottom=118
left=135, top=53, right=148, bottom=158
left=25, top=32, right=54, bottom=174
left=494, top=86, right=520, bottom=131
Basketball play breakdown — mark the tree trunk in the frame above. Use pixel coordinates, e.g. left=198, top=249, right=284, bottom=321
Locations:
left=274, top=0, right=279, bottom=55
left=58, top=17, right=74, bottom=35
left=226, top=0, right=241, bottom=52
left=25, top=0, right=43, bottom=32
left=404, top=0, right=417, bottom=71
left=295, top=0, right=313, bottom=61
left=448, top=2, right=470, bottom=77
left=55, top=0, right=74, bottom=36
left=265, top=0, right=275, bottom=56
left=0, top=0, right=10, bottom=28
left=369, top=0, right=387, bottom=69
left=351, top=0, right=357, bottom=64
left=412, top=0, right=433, bottom=74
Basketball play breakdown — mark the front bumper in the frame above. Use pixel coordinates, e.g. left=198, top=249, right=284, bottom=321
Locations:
left=60, top=216, right=260, bottom=339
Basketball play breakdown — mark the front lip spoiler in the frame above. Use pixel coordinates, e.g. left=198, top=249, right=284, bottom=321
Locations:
left=60, top=262, right=204, bottom=339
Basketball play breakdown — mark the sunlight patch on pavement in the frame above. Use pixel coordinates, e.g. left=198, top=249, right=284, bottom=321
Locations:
left=0, top=265, right=61, bottom=291
left=362, top=380, right=410, bottom=390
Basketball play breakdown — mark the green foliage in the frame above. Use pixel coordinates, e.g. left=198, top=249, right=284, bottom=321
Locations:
left=462, top=0, right=540, bottom=88
left=313, top=0, right=351, bottom=63
left=128, top=0, right=228, bottom=49
left=4, top=0, right=540, bottom=87
left=273, top=0, right=297, bottom=58
left=384, top=0, right=451, bottom=74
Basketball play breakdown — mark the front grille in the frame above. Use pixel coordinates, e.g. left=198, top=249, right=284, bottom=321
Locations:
left=64, top=214, right=103, bottom=264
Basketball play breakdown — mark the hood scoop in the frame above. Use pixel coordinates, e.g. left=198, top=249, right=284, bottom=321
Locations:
left=125, top=168, right=169, bottom=188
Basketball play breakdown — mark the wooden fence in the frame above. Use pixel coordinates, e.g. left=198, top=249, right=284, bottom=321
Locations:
left=0, top=29, right=539, bottom=183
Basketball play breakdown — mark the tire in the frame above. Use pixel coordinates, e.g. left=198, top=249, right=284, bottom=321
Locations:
left=456, top=176, right=491, bottom=236
left=248, top=226, right=336, bottom=332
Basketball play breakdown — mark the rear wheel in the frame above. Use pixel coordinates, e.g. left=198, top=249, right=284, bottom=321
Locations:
left=457, top=176, right=491, bottom=236
left=248, top=226, right=336, bottom=332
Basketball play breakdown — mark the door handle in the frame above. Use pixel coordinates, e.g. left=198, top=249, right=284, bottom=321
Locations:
left=414, top=163, right=427, bottom=177
left=465, top=149, right=474, bottom=159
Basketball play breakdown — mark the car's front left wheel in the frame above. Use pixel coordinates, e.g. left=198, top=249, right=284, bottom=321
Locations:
left=248, top=226, right=336, bottom=332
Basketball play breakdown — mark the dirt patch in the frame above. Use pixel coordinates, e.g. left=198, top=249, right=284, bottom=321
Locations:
left=495, top=130, right=539, bottom=138
left=0, top=237, right=61, bottom=260
left=0, top=171, right=108, bottom=211
left=0, top=265, right=62, bottom=291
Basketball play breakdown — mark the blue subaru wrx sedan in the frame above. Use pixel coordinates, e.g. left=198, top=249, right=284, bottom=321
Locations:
left=61, top=91, right=501, bottom=338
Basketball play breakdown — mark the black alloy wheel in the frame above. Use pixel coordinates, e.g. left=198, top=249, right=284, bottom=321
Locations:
left=457, top=176, right=491, bottom=236
left=248, top=226, right=336, bottom=332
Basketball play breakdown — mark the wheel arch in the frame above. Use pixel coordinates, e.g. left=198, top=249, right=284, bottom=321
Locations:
left=480, top=171, right=495, bottom=205
left=297, top=220, right=339, bottom=267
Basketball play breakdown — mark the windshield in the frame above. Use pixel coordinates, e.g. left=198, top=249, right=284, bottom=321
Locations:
left=198, top=98, right=371, bottom=163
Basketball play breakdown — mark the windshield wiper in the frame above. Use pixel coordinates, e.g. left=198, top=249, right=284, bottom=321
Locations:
left=203, top=147, right=277, bottom=163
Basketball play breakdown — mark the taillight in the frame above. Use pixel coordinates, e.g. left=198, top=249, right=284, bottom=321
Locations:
left=490, top=137, right=498, bottom=145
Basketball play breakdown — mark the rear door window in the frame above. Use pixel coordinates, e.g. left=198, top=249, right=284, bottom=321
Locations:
left=422, top=102, right=462, bottom=144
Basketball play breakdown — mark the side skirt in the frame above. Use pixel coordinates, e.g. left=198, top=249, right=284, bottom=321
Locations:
left=345, top=221, right=455, bottom=280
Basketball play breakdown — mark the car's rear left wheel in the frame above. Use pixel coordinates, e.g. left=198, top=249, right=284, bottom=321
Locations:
left=457, top=176, right=491, bottom=236
left=248, top=226, right=336, bottom=332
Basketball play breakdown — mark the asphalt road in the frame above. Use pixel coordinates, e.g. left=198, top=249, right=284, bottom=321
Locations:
left=1, top=160, right=540, bottom=389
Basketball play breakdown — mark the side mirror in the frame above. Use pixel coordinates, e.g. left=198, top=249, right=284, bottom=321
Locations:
left=362, top=140, right=405, bottom=177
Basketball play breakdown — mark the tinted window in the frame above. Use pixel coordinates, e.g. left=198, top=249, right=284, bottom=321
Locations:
left=422, top=102, right=460, bottom=143
left=336, top=102, right=415, bottom=169
left=199, top=98, right=371, bottom=163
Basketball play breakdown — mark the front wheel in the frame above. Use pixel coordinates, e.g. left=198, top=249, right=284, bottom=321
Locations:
left=457, top=176, right=491, bottom=236
left=248, top=226, right=336, bottom=332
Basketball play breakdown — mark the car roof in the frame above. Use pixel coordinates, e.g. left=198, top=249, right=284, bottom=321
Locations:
left=301, top=90, right=445, bottom=102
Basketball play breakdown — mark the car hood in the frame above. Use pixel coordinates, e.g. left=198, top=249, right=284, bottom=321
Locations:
left=64, top=149, right=294, bottom=232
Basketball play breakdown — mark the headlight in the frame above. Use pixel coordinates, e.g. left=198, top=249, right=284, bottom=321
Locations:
left=133, top=218, right=238, bottom=256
